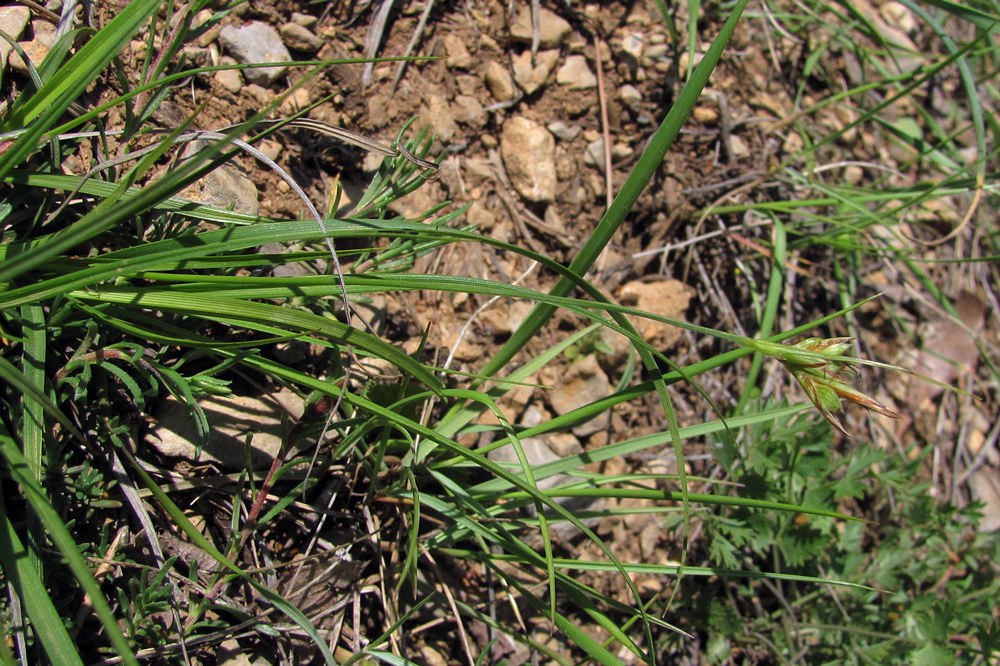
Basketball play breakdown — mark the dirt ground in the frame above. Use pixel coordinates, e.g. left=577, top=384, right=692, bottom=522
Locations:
left=66, top=0, right=998, bottom=661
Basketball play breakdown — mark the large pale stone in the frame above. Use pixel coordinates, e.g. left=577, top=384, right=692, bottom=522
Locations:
left=9, top=20, right=55, bottom=74
left=511, top=49, right=559, bottom=95
left=544, top=354, right=611, bottom=437
left=482, top=60, right=516, bottom=101
left=556, top=55, right=597, bottom=90
left=147, top=391, right=305, bottom=470
left=500, top=117, right=556, bottom=203
left=219, top=22, right=291, bottom=85
left=510, top=7, right=571, bottom=48
left=178, top=140, right=260, bottom=217
left=618, top=279, right=694, bottom=350
left=0, top=6, right=29, bottom=68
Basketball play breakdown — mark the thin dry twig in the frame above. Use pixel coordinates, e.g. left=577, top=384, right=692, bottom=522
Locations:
left=420, top=545, right=478, bottom=666
left=530, top=0, right=541, bottom=57
left=392, top=0, right=435, bottom=91
left=363, top=0, right=396, bottom=88
left=107, top=445, right=193, bottom=664
left=71, top=526, right=127, bottom=632
left=635, top=217, right=773, bottom=258
left=14, top=0, right=60, bottom=23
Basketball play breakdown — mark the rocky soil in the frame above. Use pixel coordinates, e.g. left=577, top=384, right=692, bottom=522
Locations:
left=3, top=0, right=995, bottom=662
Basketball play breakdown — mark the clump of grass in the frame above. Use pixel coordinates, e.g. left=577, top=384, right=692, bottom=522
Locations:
left=0, top=1, right=995, bottom=665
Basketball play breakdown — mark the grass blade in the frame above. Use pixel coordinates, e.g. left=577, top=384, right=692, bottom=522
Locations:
left=17, top=304, right=47, bottom=580
left=0, top=0, right=160, bottom=178
left=0, top=437, right=139, bottom=666
left=0, top=508, right=84, bottom=666
left=69, top=288, right=444, bottom=391
left=474, top=0, right=751, bottom=383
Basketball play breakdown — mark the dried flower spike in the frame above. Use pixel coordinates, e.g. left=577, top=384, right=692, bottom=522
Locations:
left=748, top=337, right=900, bottom=436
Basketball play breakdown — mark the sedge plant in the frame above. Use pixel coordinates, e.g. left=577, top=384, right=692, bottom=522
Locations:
left=0, top=0, right=995, bottom=665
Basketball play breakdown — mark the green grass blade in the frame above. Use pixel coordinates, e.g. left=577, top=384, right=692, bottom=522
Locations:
left=445, top=550, right=878, bottom=592
left=121, top=448, right=337, bottom=666
left=499, top=569, right=623, bottom=664
left=736, top=218, right=787, bottom=413
left=0, top=0, right=159, bottom=177
left=0, top=356, right=84, bottom=442
left=502, top=487, right=859, bottom=523
left=908, top=0, right=999, bottom=29
left=415, top=492, right=626, bottom=661
left=69, top=287, right=444, bottom=391
left=0, top=508, right=84, bottom=666
left=474, top=0, right=751, bottom=384
left=687, top=0, right=700, bottom=77
left=0, top=437, right=138, bottom=666
left=18, top=304, right=46, bottom=580
left=468, top=403, right=811, bottom=494
left=236, top=353, right=655, bottom=645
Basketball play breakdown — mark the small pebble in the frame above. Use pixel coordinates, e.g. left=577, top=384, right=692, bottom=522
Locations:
left=512, top=49, right=559, bottom=95
left=278, top=87, right=311, bottom=116
left=501, top=116, right=557, bottom=203
left=783, top=132, right=804, bottom=154
left=192, top=9, right=221, bottom=47
left=483, top=60, right=516, bottom=101
left=453, top=94, right=487, bottom=128
left=693, top=105, right=718, bottom=124
left=729, top=135, right=750, bottom=159
left=442, top=33, right=474, bottom=69
left=280, top=22, right=324, bottom=53
left=583, top=140, right=633, bottom=169
left=259, top=140, right=282, bottom=162
left=510, top=7, right=571, bottom=48
left=584, top=139, right=604, bottom=168
left=214, top=56, right=242, bottom=93
left=645, top=43, right=669, bottom=60
left=290, top=12, right=318, bottom=28
left=629, top=4, right=652, bottom=23
left=612, top=143, right=633, bottom=160
left=547, top=120, right=581, bottom=142
left=618, top=84, right=642, bottom=108
left=244, top=83, right=275, bottom=106
left=545, top=355, right=611, bottom=437
left=180, top=45, right=212, bottom=68
left=881, top=1, right=917, bottom=33
left=621, top=33, right=644, bottom=61
left=426, top=94, right=459, bottom=142
left=455, top=74, right=479, bottom=96
left=219, top=22, right=291, bottom=85
left=556, top=54, right=597, bottom=89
